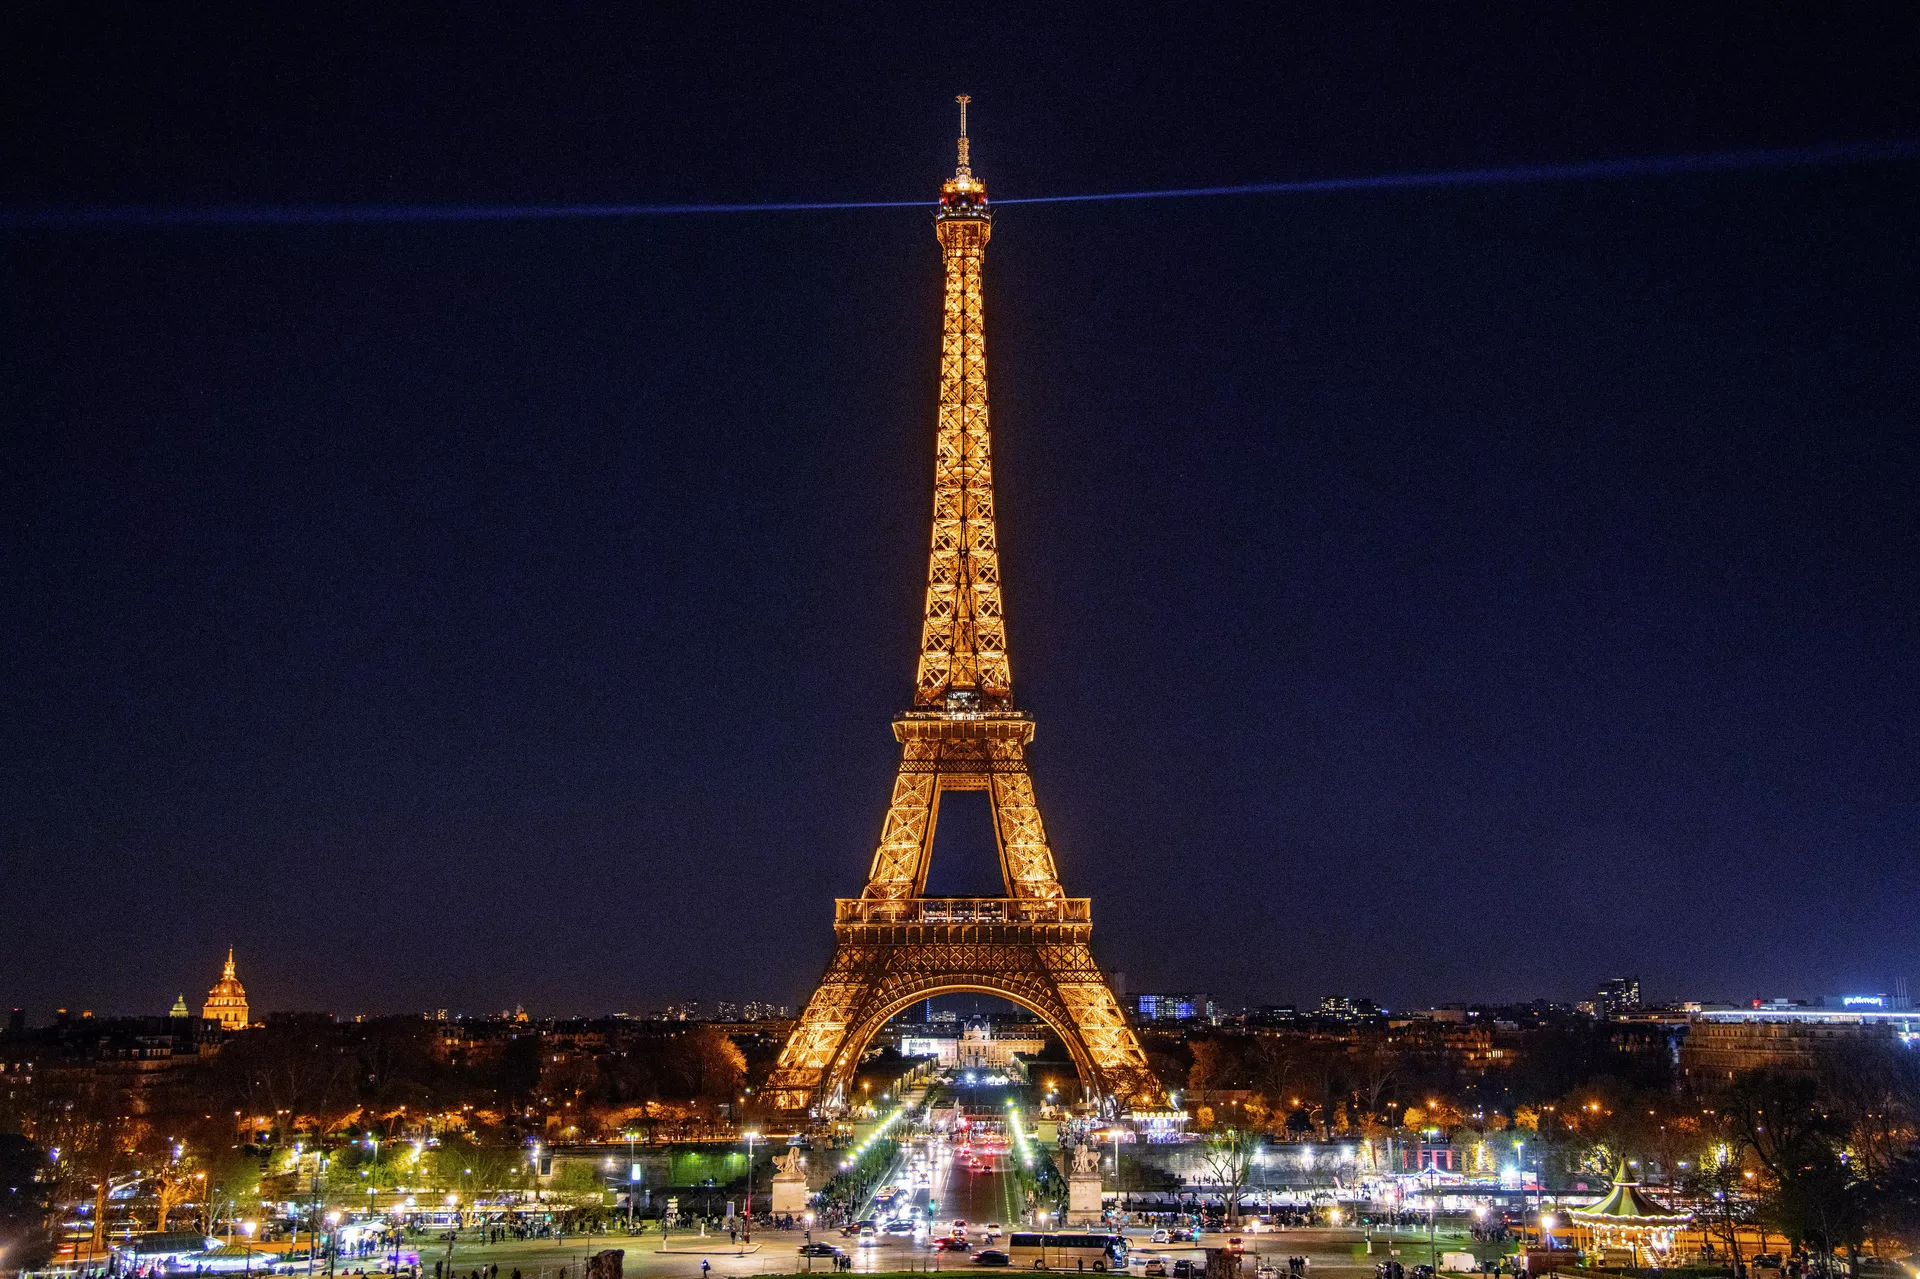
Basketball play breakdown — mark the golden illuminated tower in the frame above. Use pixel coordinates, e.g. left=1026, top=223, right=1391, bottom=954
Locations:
left=769, top=100, right=1154, bottom=1114
left=202, top=946, right=250, bottom=1030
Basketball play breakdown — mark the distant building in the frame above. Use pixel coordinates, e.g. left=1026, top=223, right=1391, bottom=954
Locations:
left=1248, top=1004, right=1298, bottom=1027
left=899, top=1019, right=1045, bottom=1068
left=168, top=994, right=191, bottom=1019
left=202, top=948, right=250, bottom=1030
left=1132, top=993, right=1213, bottom=1023
left=1316, top=995, right=1380, bottom=1022
left=1822, top=986, right=1911, bottom=1012
left=1681, top=1003, right=1919, bottom=1083
left=1596, top=977, right=1642, bottom=1018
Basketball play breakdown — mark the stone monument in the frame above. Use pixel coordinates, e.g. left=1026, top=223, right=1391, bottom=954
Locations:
left=771, top=1146, right=811, bottom=1214
left=1066, top=1143, right=1104, bottom=1225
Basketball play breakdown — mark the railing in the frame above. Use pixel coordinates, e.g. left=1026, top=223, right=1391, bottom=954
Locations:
left=836, top=896, right=1091, bottom=925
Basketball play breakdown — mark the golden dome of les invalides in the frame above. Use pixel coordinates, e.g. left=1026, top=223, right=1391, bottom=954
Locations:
left=202, top=946, right=250, bottom=1029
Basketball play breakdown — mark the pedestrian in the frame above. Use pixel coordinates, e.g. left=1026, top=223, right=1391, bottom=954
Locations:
left=700, top=1262, right=710, bottom=1279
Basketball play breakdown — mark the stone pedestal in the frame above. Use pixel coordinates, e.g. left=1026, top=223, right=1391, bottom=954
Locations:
left=1066, top=1173, right=1104, bottom=1225
left=771, top=1172, right=811, bottom=1214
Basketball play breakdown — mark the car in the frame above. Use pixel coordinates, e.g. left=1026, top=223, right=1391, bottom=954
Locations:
left=985, top=1224, right=1003, bottom=1240
left=1172, top=1262, right=1199, bottom=1279
left=972, top=1250, right=1011, bottom=1266
left=798, top=1244, right=844, bottom=1258
left=887, top=1221, right=917, bottom=1235
left=1228, top=1239, right=1245, bottom=1254
left=1255, top=1266, right=1278, bottom=1279
left=1150, top=1231, right=1171, bottom=1245
left=1141, top=1261, right=1168, bottom=1277
left=1170, top=1229, right=1197, bottom=1243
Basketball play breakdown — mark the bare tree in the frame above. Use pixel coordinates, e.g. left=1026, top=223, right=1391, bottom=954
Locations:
left=1197, top=1128, right=1258, bottom=1227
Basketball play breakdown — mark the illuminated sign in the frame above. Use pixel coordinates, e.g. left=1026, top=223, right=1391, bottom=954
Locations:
left=1842, top=996, right=1887, bottom=1008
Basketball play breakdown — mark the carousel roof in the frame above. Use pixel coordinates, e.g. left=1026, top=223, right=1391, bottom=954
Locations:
left=1569, top=1174, right=1691, bottom=1224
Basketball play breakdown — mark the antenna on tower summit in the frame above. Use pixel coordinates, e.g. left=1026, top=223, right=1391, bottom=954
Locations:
left=956, top=94, right=972, bottom=173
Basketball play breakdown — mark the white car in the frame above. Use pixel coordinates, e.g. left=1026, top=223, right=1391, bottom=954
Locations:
left=985, top=1224, right=1002, bottom=1241
left=1151, top=1230, right=1171, bottom=1245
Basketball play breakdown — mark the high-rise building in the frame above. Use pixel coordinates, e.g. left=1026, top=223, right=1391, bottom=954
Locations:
left=1596, top=977, right=1642, bottom=1017
left=202, top=947, right=251, bottom=1029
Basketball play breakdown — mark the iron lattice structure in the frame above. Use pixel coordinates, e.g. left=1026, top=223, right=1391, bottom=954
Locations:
left=769, top=101, right=1154, bottom=1115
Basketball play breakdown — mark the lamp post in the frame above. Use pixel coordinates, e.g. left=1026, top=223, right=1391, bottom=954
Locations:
left=241, top=1219, right=257, bottom=1277
left=627, top=1132, right=639, bottom=1235
left=1425, top=1158, right=1437, bottom=1273
left=743, top=1131, right=760, bottom=1243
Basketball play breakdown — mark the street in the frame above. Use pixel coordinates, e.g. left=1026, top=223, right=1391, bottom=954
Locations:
left=392, top=1222, right=1411, bottom=1279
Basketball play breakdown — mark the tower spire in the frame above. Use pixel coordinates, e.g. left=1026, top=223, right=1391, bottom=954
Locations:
left=955, top=94, right=972, bottom=175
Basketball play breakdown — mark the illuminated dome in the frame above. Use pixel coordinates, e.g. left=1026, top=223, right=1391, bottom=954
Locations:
left=202, top=947, right=250, bottom=1030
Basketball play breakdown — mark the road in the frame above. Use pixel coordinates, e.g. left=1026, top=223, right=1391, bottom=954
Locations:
left=928, top=1150, right=1021, bottom=1238
left=401, top=1221, right=1400, bottom=1279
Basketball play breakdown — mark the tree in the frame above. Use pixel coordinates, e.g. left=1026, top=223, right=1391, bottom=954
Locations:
left=138, top=1131, right=203, bottom=1233
left=1188, top=1039, right=1243, bottom=1121
left=1683, top=1157, right=1754, bottom=1274
left=35, top=1075, right=139, bottom=1251
left=1347, top=1038, right=1399, bottom=1123
left=548, top=1161, right=610, bottom=1228
left=0, top=1132, right=56, bottom=1271
left=1197, top=1128, right=1258, bottom=1227
left=206, top=1022, right=356, bottom=1135
left=1872, top=1146, right=1920, bottom=1255
left=203, top=1144, right=263, bottom=1236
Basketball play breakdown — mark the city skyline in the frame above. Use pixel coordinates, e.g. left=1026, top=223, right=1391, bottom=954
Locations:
left=10, top=944, right=1911, bottom=1026
left=5, top=7, right=1917, bottom=1017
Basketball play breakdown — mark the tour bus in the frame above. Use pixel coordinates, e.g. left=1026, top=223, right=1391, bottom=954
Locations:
left=1007, top=1232, right=1129, bottom=1271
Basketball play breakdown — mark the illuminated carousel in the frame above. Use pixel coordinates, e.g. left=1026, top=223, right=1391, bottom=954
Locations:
left=1569, top=1168, right=1692, bottom=1266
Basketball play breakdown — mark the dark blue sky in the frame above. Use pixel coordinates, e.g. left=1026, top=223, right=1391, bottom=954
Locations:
left=3, top=5, right=1916, bottom=1019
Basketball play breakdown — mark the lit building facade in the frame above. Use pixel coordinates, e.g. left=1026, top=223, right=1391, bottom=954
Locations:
left=1132, top=993, right=1214, bottom=1023
left=899, top=1019, right=1045, bottom=1069
left=1681, top=1003, right=1917, bottom=1083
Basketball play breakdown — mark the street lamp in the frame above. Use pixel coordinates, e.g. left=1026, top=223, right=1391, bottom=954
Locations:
left=743, top=1131, right=760, bottom=1243
left=241, top=1220, right=257, bottom=1277
left=626, top=1131, right=640, bottom=1234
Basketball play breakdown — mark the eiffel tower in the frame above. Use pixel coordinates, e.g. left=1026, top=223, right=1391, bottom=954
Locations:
left=769, top=99, right=1154, bottom=1116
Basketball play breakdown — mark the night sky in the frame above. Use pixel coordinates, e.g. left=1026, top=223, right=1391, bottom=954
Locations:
left=4, top=6, right=1916, bottom=1020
